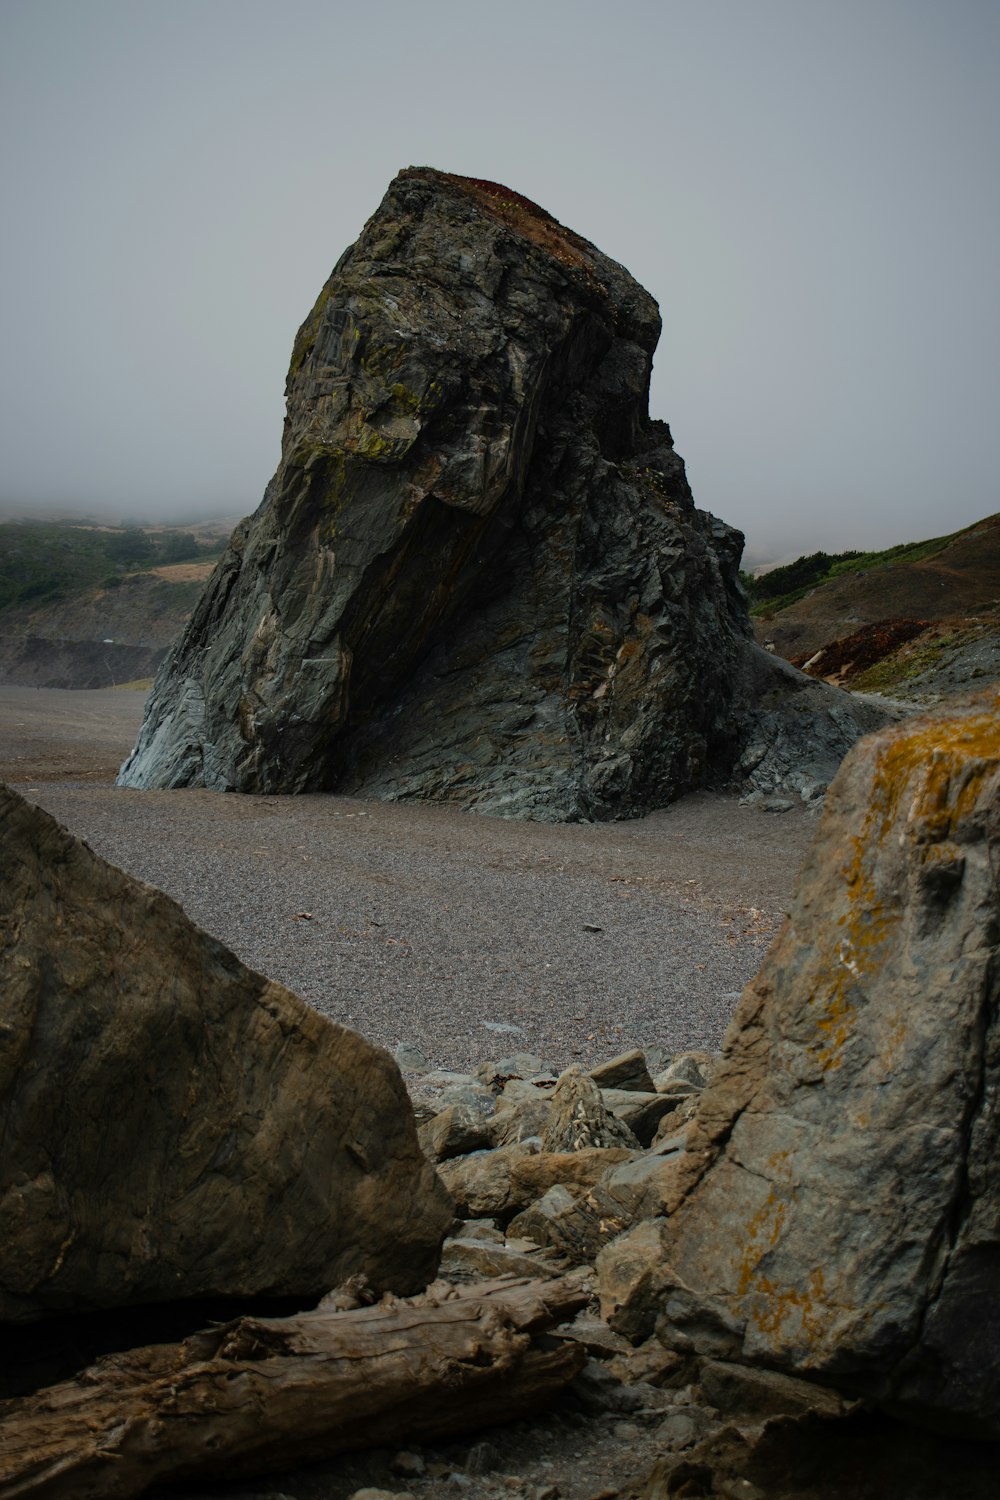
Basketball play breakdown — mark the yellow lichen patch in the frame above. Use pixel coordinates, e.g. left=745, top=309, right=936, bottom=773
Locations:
left=733, top=1185, right=837, bottom=1351
left=813, top=702, right=999, bottom=1072
left=810, top=835, right=892, bottom=1071
left=866, top=706, right=1000, bottom=848
left=388, top=378, right=443, bottom=417
left=744, top=1265, right=832, bottom=1349
left=736, top=1187, right=790, bottom=1298
left=288, top=280, right=334, bottom=379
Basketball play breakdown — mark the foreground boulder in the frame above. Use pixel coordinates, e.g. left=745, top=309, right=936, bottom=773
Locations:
left=0, top=785, right=452, bottom=1322
left=601, top=692, right=1000, bottom=1435
left=118, top=167, right=879, bottom=818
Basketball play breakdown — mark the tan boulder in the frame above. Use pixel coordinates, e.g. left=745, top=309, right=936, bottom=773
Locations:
left=589, top=1049, right=656, bottom=1093
left=418, top=1102, right=493, bottom=1162
left=507, top=1185, right=611, bottom=1264
left=0, top=787, right=452, bottom=1322
left=438, top=1143, right=633, bottom=1223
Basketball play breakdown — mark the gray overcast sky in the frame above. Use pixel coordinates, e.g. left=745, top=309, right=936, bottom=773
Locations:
left=1, top=0, right=997, bottom=560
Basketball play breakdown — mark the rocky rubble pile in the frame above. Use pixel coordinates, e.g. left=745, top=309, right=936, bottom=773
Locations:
left=347, top=1036, right=989, bottom=1500
left=287, top=1038, right=819, bottom=1500
left=401, top=1046, right=711, bottom=1283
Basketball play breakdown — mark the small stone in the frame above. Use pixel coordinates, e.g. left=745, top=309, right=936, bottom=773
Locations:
left=450, top=1218, right=503, bottom=1242
left=608, top=1337, right=687, bottom=1388
left=657, top=1409, right=701, bottom=1449
left=717, top=1481, right=767, bottom=1500
left=508, top=1184, right=613, bottom=1264
left=697, top=1359, right=847, bottom=1418
left=476, top=1054, right=550, bottom=1085
left=391, top=1450, right=426, bottom=1477
left=438, top=1236, right=565, bottom=1283
left=571, top=1358, right=645, bottom=1415
left=464, top=1440, right=501, bottom=1474
left=589, top=1049, right=655, bottom=1093
left=348, top=1491, right=417, bottom=1500
left=418, top=1102, right=493, bottom=1162
left=394, top=1044, right=431, bottom=1073
left=653, top=1051, right=716, bottom=1091
left=597, top=1219, right=671, bottom=1343
left=599, top=1088, right=680, bottom=1146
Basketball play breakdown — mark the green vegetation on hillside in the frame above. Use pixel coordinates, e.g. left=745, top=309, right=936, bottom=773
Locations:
left=0, top=522, right=226, bottom=614
left=741, top=528, right=963, bottom=616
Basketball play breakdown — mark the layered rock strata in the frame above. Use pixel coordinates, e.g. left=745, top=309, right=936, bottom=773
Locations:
left=0, top=785, right=452, bottom=1322
left=118, top=169, right=760, bottom=818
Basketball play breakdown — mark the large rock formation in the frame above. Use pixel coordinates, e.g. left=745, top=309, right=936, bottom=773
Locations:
left=0, top=785, right=452, bottom=1323
left=599, top=691, right=1000, bottom=1435
left=116, top=169, right=754, bottom=817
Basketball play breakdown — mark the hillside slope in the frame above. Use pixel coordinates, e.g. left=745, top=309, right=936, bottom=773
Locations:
left=753, top=513, right=1000, bottom=701
left=0, top=522, right=230, bottom=688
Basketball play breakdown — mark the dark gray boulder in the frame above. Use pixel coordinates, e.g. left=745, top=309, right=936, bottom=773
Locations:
left=0, top=784, right=453, bottom=1323
left=118, top=168, right=885, bottom=817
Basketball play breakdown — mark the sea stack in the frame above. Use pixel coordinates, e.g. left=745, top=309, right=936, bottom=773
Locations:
left=119, top=168, right=876, bottom=818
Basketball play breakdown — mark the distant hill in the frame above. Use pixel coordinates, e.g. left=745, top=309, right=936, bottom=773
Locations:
left=0, top=520, right=232, bottom=688
left=748, top=514, right=1000, bottom=702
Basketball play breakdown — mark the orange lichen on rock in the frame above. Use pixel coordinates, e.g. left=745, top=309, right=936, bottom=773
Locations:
left=813, top=697, right=1000, bottom=1070
left=399, top=167, right=601, bottom=279
left=866, top=704, right=1000, bottom=845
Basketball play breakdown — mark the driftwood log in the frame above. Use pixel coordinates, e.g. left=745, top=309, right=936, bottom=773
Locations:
left=0, top=1274, right=589, bottom=1500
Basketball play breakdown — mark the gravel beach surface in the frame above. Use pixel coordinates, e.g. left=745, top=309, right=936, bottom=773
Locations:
left=2, top=686, right=818, bottom=1074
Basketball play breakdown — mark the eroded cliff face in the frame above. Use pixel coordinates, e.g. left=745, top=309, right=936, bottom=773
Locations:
left=118, top=169, right=752, bottom=818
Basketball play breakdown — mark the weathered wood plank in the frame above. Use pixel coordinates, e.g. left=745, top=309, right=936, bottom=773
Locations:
left=0, top=1275, right=589, bottom=1500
